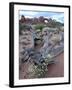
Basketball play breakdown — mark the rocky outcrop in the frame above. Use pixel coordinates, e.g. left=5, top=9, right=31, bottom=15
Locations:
left=19, top=24, right=64, bottom=65
left=19, top=15, right=49, bottom=24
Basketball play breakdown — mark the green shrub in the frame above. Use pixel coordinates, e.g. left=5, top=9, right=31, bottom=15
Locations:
left=19, top=23, right=32, bottom=35
left=34, top=62, right=48, bottom=78
left=34, top=24, right=45, bottom=31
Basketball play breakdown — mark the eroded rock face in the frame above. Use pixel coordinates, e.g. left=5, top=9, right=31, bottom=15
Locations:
left=19, top=27, right=50, bottom=65
left=19, top=25, right=64, bottom=79
left=19, top=30, right=34, bottom=49
left=26, top=28, right=49, bottom=64
left=19, top=29, right=35, bottom=79
left=19, top=25, right=64, bottom=65
left=19, top=29, right=35, bottom=66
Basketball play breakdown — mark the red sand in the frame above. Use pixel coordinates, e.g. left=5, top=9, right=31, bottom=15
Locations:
left=19, top=53, right=64, bottom=79
left=46, top=53, right=64, bottom=77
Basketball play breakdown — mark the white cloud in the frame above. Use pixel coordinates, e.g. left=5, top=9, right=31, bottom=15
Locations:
left=19, top=11, right=38, bottom=16
left=44, top=16, right=51, bottom=19
left=25, top=16, right=33, bottom=18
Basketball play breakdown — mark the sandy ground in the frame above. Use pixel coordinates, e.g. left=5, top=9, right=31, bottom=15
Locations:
left=46, top=52, right=64, bottom=77
left=19, top=52, right=64, bottom=79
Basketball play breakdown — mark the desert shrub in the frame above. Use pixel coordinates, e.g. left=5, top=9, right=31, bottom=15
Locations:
left=47, top=19, right=64, bottom=28
left=34, top=24, right=45, bottom=39
left=34, top=61, right=48, bottom=78
left=34, top=24, right=45, bottom=31
left=19, top=23, right=32, bottom=35
left=19, top=23, right=28, bottom=30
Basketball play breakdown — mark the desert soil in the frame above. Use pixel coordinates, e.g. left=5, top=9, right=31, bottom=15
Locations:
left=46, top=52, right=64, bottom=77
left=19, top=52, right=64, bottom=79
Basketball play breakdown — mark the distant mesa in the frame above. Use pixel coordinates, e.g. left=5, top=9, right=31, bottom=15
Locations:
left=19, top=15, right=49, bottom=24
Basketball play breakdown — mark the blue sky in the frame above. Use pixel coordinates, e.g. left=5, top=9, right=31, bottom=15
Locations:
left=19, top=10, right=64, bottom=23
